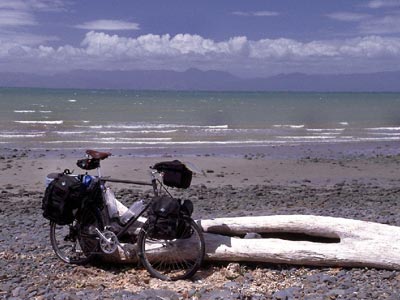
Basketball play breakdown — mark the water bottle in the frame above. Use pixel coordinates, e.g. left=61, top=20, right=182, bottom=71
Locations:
left=120, top=200, right=145, bottom=224
left=82, top=174, right=93, bottom=187
left=104, top=188, right=119, bottom=219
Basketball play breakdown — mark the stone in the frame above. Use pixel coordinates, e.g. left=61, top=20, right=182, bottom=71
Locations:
left=225, top=263, right=242, bottom=279
left=381, top=271, right=395, bottom=280
left=200, top=289, right=237, bottom=300
left=134, top=289, right=180, bottom=300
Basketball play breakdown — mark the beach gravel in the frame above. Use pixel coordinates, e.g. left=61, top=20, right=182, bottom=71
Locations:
left=1, top=179, right=400, bottom=299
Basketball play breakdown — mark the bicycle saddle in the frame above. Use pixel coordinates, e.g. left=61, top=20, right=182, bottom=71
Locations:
left=86, top=149, right=112, bottom=160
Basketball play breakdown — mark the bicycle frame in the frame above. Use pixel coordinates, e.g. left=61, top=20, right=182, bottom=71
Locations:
left=92, top=162, right=160, bottom=239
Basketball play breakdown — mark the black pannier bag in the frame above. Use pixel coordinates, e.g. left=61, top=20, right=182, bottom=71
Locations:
left=42, top=173, right=84, bottom=225
left=84, top=177, right=103, bottom=208
left=150, top=195, right=180, bottom=218
left=176, top=199, right=194, bottom=239
left=153, top=160, right=192, bottom=189
left=76, top=158, right=100, bottom=170
left=148, top=196, right=194, bottom=240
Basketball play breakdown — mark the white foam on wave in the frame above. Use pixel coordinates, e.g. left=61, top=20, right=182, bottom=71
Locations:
left=339, top=122, right=349, bottom=126
left=74, top=123, right=229, bottom=130
left=353, top=137, right=400, bottom=141
left=306, top=128, right=344, bottom=132
left=68, top=99, right=77, bottom=103
left=43, top=140, right=275, bottom=145
left=56, top=131, right=85, bottom=135
left=98, top=130, right=178, bottom=134
left=366, top=127, right=400, bottom=131
left=39, top=110, right=52, bottom=113
left=139, top=130, right=178, bottom=134
left=0, top=133, right=45, bottom=138
left=281, top=136, right=336, bottom=139
left=99, top=137, right=172, bottom=141
left=311, top=132, right=341, bottom=136
left=369, top=132, right=400, bottom=136
left=14, top=110, right=35, bottom=113
left=15, top=120, right=63, bottom=125
left=273, top=124, right=305, bottom=129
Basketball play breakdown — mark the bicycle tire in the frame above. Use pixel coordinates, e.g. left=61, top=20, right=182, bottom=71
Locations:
left=50, top=207, right=103, bottom=264
left=138, top=217, right=205, bottom=281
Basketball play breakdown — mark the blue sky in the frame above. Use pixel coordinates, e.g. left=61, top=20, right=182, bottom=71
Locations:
left=1, top=0, right=400, bottom=77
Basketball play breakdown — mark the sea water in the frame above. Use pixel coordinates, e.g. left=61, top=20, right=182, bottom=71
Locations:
left=1, top=87, right=400, bottom=151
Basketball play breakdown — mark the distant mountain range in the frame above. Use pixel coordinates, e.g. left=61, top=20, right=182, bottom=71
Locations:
left=0, top=68, right=399, bottom=92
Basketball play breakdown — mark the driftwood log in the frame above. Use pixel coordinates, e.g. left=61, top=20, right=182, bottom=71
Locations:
left=199, top=215, right=400, bottom=270
left=103, top=215, right=400, bottom=270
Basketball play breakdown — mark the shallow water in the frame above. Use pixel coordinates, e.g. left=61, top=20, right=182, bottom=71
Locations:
left=1, top=88, right=400, bottom=150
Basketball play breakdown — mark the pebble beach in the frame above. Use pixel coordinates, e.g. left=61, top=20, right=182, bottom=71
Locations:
left=1, top=142, right=400, bottom=299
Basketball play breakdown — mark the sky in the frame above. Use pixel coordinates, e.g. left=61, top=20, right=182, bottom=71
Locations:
left=1, top=0, right=400, bottom=78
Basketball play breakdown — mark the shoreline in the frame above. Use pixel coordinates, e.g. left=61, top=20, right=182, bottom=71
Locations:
left=3, top=139, right=400, bottom=159
left=1, top=141, right=400, bottom=299
left=2, top=140, right=400, bottom=190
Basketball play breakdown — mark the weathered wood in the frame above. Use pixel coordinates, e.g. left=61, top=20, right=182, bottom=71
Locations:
left=101, top=214, right=400, bottom=270
left=198, top=215, right=400, bottom=270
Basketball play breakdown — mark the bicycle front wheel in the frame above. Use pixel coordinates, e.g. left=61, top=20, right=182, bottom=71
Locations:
left=50, top=208, right=102, bottom=264
left=138, top=217, right=205, bottom=281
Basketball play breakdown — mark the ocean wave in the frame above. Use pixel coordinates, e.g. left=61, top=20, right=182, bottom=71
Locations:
left=15, top=120, right=63, bottom=124
left=43, top=140, right=274, bottom=145
left=14, top=110, right=35, bottom=113
left=39, top=110, right=52, bottom=113
left=74, top=124, right=229, bottom=130
left=366, top=127, right=400, bottom=131
left=98, top=130, right=178, bottom=134
left=68, top=99, right=77, bottom=102
left=280, top=136, right=336, bottom=139
left=306, top=128, right=345, bottom=132
left=104, top=124, right=229, bottom=130
left=353, top=137, right=400, bottom=141
left=56, top=131, right=85, bottom=135
left=339, top=122, right=349, bottom=126
left=98, top=137, right=172, bottom=141
left=74, top=125, right=102, bottom=129
left=311, top=132, right=341, bottom=136
left=0, top=133, right=45, bottom=138
left=369, top=132, right=400, bottom=136
left=273, top=124, right=305, bottom=129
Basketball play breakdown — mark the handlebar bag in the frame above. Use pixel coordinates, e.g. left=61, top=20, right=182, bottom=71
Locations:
left=153, top=160, right=192, bottom=189
left=42, top=173, right=84, bottom=225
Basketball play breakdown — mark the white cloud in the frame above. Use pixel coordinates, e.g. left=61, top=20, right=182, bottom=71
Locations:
left=0, top=0, right=66, bottom=48
left=0, top=0, right=67, bottom=28
left=0, top=0, right=28, bottom=10
left=0, top=9, right=37, bottom=26
left=232, top=11, right=279, bottom=17
left=0, top=0, right=66, bottom=11
left=0, top=29, right=58, bottom=45
left=27, top=0, right=66, bottom=12
left=359, top=14, right=400, bottom=34
left=326, top=12, right=371, bottom=22
left=80, top=31, right=248, bottom=57
left=1, top=32, right=400, bottom=75
left=367, top=0, right=400, bottom=8
left=76, top=20, right=140, bottom=31
left=326, top=10, right=400, bottom=35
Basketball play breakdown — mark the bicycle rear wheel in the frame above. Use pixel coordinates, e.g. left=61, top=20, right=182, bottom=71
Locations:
left=138, top=217, right=205, bottom=281
left=50, top=207, right=102, bottom=264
